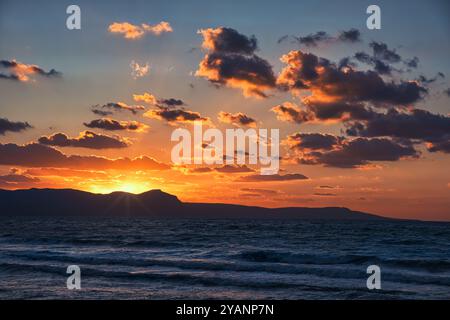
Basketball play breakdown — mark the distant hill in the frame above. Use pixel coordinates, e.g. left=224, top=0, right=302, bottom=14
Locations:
left=0, top=188, right=387, bottom=220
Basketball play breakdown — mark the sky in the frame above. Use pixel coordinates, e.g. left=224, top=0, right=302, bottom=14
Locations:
left=0, top=0, right=449, bottom=220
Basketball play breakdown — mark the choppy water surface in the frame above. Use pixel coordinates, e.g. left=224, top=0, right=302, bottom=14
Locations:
left=0, top=218, right=449, bottom=299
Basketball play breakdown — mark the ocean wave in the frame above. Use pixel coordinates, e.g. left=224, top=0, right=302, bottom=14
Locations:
left=233, top=249, right=374, bottom=265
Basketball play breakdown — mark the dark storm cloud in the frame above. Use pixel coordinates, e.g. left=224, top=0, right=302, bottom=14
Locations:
left=197, top=52, right=277, bottom=98
left=338, top=57, right=357, bottom=69
left=277, top=50, right=427, bottom=106
left=427, top=140, right=450, bottom=153
left=83, top=118, right=148, bottom=132
left=297, top=137, right=418, bottom=168
left=345, top=108, right=450, bottom=142
left=0, top=143, right=169, bottom=170
left=0, top=73, right=20, bottom=81
left=0, top=118, right=32, bottom=135
left=309, top=101, right=377, bottom=122
left=200, top=27, right=258, bottom=55
left=272, top=100, right=377, bottom=125
left=286, top=133, right=343, bottom=151
left=196, top=27, right=276, bottom=98
left=38, top=131, right=129, bottom=149
left=354, top=52, right=394, bottom=75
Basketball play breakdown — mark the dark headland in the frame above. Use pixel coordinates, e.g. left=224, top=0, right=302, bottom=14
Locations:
left=0, top=188, right=388, bottom=220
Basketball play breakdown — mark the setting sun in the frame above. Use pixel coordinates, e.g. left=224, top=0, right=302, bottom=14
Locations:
left=88, top=181, right=152, bottom=194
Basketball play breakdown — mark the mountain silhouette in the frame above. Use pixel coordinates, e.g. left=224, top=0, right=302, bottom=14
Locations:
left=0, top=188, right=387, bottom=220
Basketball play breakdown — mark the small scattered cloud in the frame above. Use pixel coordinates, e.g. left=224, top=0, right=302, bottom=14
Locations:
left=218, top=111, right=257, bottom=127
left=133, top=92, right=185, bottom=108
left=294, top=31, right=331, bottom=47
left=354, top=41, right=422, bottom=75
left=0, top=118, right=32, bottom=135
left=370, top=41, right=401, bottom=63
left=133, top=92, right=158, bottom=105
left=130, top=60, right=150, bottom=79
left=277, top=35, right=289, bottom=44
left=293, top=28, right=361, bottom=47
left=91, top=102, right=145, bottom=115
left=313, top=192, right=337, bottom=196
left=317, top=185, right=340, bottom=189
left=337, top=28, right=361, bottom=43
left=271, top=102, right=312, bottom=124
left=0, top=168, right=40, bottom=184
left=237, top=173, right=308, bottom=182
left=108, top=21, right=172, bottom=39
left=0, top=59, right=61, bottom=82
left=240, top=188, right=280, bottom=195
left=214, top=164, right=254, bottom=173
left=144, top=107, right=210, bottom=126
left=84, top=118, right=149, bottom=132
left=136, top=92, right=208, bottom=126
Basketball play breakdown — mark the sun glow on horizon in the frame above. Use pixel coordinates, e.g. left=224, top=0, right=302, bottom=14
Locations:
left=87, top=181, right=153, bottom=194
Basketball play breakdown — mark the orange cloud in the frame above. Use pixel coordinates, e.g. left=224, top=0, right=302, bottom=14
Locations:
left=218, top=111, right=257, bottom=127
left=0, top=142, right=171, bottom=171
left=130, top=60, right=150, bottom=79
left=108, top=21, right=172, bottom=39
left=195, top=27, right=276, bottom=98
left=133, top=92, right=158, bottom=105
left=0, top=59, right=61, bottom=82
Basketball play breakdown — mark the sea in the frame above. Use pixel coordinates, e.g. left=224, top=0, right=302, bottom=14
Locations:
left=0, top=217, right=449, bottom=299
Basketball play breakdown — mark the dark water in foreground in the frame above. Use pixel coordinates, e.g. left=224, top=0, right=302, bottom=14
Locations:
left=0, top=218, right=449, bottom=299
